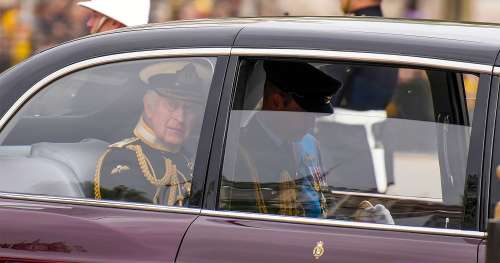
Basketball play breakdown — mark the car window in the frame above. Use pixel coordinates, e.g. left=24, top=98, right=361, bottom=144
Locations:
left=0, top=57, right=217, bottom=208
left=218, top=58, right=479, bottom=230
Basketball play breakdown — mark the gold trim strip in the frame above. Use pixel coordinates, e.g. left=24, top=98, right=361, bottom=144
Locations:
left=0, top=48, right=231, bottom=131
left=201, top=209, right=487, bottom=238
left=231, top=48, right=493, bottom=74
left=0, top=192, right=201, bottom=214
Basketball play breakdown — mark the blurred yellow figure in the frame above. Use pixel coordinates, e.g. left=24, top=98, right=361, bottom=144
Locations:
left=194, top=0, right=214, bottom=15
left=464, top=74, right=478, bottom=116
left=1, top=7, right=18, bottom=38
left=1, top=6, right=31, bottom=65
left=11, top=24, right=32, bottom=64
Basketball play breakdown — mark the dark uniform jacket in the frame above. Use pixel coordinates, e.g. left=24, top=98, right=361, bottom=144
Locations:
left=225, top=114, right=328, bottom=218
left=94, top=117, right=194, bottom=206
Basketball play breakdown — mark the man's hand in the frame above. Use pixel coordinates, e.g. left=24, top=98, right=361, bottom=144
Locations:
left=355, top=200, right=395, bottom=225
left=363, top=204, right=395, bottom=225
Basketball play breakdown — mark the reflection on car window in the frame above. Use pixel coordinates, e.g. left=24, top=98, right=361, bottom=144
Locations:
left=0, top=57, right=216, bottom=208
left=463, top=73, right=479, bottom=122
left=219, top=58, right=478, bottom=230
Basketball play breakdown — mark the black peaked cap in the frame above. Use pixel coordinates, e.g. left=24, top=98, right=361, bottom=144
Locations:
left=263, top=60, right=342, bottom=113
left=147, top=63, right=204, bottom=103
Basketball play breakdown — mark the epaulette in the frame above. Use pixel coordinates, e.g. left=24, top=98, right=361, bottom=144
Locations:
left=109, top=137, right=140, bottom=148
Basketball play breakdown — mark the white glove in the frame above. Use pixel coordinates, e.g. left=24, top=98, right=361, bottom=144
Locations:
left=363, top=204, right=395, bottom=225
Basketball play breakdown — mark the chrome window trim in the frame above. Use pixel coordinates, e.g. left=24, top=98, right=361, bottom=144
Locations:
left=493, top=66, right=500, bottom=75
left=0, top=192, right=200, bottom=214
left=330, top=190, right=442, bottom=203
left=0, top=48, right=231, bottom=130
left=231, top=48, right=493, bottom=74
left=201, top=209, right=486, bottom=238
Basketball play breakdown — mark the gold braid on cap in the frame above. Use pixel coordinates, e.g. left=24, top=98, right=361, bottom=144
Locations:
left=94, top=149, right=112, bottom=200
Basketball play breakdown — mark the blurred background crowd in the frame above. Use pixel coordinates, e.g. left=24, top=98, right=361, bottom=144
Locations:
left=1, top=0, right=500, bottom=73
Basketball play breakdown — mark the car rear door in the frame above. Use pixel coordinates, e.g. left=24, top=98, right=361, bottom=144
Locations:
left=0, top=50, right=230, bottom=263
left=177, top=50, right=489, bottom=262
left=484, top=73, right=500, bottom=263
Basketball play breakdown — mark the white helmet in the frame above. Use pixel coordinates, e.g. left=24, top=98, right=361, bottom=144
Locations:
left=78, top=0, right=150, bottom=27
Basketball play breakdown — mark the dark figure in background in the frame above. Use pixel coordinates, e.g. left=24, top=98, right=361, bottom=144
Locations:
left=338, top=0, right=399, bottom=111
left=94, top=64, right=205, bottom=206
left=324, top=0, right=398, bottom=194
left=341, top=0, right=384, bottom=17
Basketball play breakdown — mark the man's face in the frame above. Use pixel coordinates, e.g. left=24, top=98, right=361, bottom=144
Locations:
left=264, top=88, right=316, bottom=141
left=144, top=92, right=199, bottom=148
left=86, top=11, right=123, bottom=34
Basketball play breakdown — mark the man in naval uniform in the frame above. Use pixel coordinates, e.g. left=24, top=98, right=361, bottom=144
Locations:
left=230, top=60, right=341, bottom=218
left=94, top=63, right=204, bottom=206
left=232, top=60, right=394, bottom=224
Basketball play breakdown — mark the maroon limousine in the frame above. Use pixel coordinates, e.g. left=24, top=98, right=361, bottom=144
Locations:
left=1, top=17, right=500, bottom=262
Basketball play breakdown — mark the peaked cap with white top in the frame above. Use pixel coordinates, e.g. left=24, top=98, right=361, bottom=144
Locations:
left=78, top=0, right=150, bottom=27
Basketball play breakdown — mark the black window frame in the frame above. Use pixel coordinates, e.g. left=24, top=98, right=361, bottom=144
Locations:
left=487, top=75, right=500, bottom=230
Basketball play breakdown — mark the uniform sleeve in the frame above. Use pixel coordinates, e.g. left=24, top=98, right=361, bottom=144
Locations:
left=94, top=148, right=150, bottom=203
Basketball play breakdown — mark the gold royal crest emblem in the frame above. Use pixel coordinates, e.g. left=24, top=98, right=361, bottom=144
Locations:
left=312, top=241, right=325, bottom=260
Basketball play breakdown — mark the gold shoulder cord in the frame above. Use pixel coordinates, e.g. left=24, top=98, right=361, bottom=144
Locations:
left=279, top=170, right=292, bottom=215
left=279, top=170, right=304, bottom=216
left=239, top=147, right=268, bottom=214
left=94, top=149, right=112, bottom=200
left=127, top=144, right=176, bottom=205
left=171, top=166, right=190, bottom=207
left=167, top=171, right=178, bottom=206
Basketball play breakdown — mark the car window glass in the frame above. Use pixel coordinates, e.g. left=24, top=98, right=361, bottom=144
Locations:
left=219, top=58, right=478, bottom=230
left=0, top=57, right=216, bottom=208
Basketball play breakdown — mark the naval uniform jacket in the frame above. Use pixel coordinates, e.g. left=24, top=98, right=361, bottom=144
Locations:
left=94, top=119, right=194, bottom=206
left=229, top=116, right=328, bottom=218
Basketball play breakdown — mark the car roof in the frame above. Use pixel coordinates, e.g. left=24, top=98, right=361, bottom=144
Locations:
left=2, top=17, right=500, bottom=118
left=125, top=16, right=500, bottom=65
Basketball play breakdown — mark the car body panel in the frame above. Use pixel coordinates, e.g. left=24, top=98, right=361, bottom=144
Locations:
left=177, top=215, right=482, bottom=263
left=479, top=239, right=487, bottom=263
left=0, top=198, right=197, bottom=263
